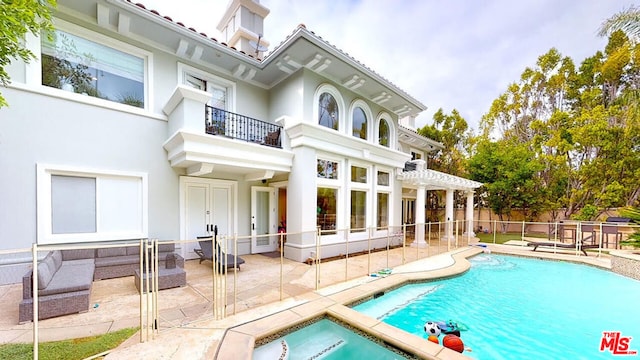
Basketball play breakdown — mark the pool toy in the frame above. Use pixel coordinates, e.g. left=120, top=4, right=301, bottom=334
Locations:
left=442, top=334, right=464, bottom=353
left=423, top=321, right=441, bottom=336
left=370, top=268, right=392, bottom=277
left=427, top=335, right=439, bottom=344
left=436, top=320, right=468, bottom=336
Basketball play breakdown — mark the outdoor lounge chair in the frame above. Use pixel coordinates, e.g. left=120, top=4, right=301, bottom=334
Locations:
left=527, top=237, right=599, bottom=256
left=194, top=227, right=245, bottom=272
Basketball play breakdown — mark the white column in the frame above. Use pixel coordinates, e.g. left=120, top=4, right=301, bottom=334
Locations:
left=465, top=191, right=476, bottom=237
left=412, top=185, right=427, bottom=247
left=444, top=189, right=454, bottom=241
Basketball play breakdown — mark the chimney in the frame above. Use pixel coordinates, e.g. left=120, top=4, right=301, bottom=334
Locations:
left=217, top=0, right=270, bottom=59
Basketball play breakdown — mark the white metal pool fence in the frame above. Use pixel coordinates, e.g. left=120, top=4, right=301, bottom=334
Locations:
left=3, top=218, right=637, bottom=359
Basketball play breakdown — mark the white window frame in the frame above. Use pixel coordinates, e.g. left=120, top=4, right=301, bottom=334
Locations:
left=316, top=154, right=343, bottom=241
left=348, top=160, right=371, bottom=236
left=314, top=84, right=345, bottom=132
left=35, top=18, right=153, bottom=113
left=374, top=165, right=393, bottom=235
left=178, top=62, right=236, bottom=112
left=37, top=164, right=148, bottom=244
left=411, top=148, right=424, bottom=160
left=375, top=112, right=395, bottom=149
left=348, top=99, right=372, bottom=141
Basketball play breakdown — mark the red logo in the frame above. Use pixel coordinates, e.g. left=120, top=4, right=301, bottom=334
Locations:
left=600, top=332, right=637, bottom=355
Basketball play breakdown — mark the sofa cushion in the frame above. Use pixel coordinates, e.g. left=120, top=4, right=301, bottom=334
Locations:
left=97, top=247, right=127, bottom=258
left=37, top=253, right=59, bottom=290
left=61, top=249, right=95, bottom=261
left=126, top=246, right=140, bottom=256
left=51, top=250, right=63, bottom=270
left=39, top=262, right=95, bottom=296
left=64, top=258, right=95, bottom=266
left=94, top=254, right=139, bottom=267
left=158, top=243, right=175, bottom=252
left=37, top=263, right=53, bottom=290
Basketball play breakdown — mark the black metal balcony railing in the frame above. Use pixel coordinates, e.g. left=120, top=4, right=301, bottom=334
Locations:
left=205, top=106, right=282, bottom=148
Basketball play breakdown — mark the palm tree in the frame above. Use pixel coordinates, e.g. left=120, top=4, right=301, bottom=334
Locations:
left=598, top=6, right=640, bottom=41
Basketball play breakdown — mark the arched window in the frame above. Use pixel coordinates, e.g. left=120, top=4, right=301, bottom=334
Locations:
left=378, top=119, right=390, bottom=147
left=352, top=107, right=367, bottom=140
left=318, top=92, right=339, bottom=130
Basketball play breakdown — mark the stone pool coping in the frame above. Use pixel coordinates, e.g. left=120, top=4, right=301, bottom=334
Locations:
left=216, top=247, right=481, bottom=360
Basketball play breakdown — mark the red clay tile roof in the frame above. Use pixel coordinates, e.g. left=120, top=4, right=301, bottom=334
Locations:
left=126, top=0, right=258, bottom=60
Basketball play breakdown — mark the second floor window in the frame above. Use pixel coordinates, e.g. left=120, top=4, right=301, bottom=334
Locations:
left=352, top=107, right=367, bottom=139
left=379, top=119, right=390, bottom=147
left=318, top=92, right=339, bottom=130
left=184, top=73, right=227, bottom=109
left=41, top=29, right=145, bottom=108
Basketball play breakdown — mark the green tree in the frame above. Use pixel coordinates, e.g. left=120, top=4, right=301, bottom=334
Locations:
left=419, top=108, right=474, bottom=219
left=0, top=0, right=56, bottom=107
left=467, top=139, right=544, bottom=231
left=476, top=30, right=640, bottom=221
left=419, top=108, right=471, bottom=175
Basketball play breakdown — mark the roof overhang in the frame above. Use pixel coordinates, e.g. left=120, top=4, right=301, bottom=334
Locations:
left=397, top=125, right=444, bottom=152
left=398, top=169, right=483, bottom=191
left=72, top=0, right=426, bottom=118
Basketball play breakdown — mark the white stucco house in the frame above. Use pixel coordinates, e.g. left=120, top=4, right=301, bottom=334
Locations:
left=0, top=0, right=481, bottom=284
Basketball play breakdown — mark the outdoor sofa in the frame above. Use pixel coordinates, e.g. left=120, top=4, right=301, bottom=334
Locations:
left=19, top=243, right=184, bottom=323
left=19, top=250, right=95, bottom=323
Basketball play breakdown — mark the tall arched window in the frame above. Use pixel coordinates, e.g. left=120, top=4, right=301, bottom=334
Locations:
left=352, top=107, right=367, bottom=140
left=319, top=92, right=339, bottom=130
left=378, top=119, right=390, bottom=147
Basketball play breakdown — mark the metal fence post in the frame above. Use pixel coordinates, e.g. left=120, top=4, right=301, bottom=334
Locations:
left=32, top=243, right=38, bottom=360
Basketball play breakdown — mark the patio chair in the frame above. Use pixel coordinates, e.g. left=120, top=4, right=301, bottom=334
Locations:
left=602, top=224, right=623, bottom=249
left=580, top=223, right=597, bottom=243
left=194, top=226, right=245, bottom=272
left=527, top=236, right=599, bottom=256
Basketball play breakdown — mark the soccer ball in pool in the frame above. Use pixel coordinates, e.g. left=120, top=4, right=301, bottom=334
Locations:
left=424, top=321, right=441, bottom=336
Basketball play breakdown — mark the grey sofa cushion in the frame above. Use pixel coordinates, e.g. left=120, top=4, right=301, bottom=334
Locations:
left=64, top=258, right=95, bottom=266
left=94, top=252, right=177, bottom=268
left=94, top=254, right=139, bottom=267
left=37, top=253, right=60, bottom=290
left=61, top=249, right=95, bottom=261
left=126, top=246, right=140, bottom=255
left=51, top=250, right=63, bottom=270
left=158, top=243, right=175, bottom=252
left=39, top=262, right=95, bottom=296
left=97, top=247, right=127, bottom=258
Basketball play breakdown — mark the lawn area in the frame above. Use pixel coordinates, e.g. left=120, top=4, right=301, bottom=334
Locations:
left=475, top=232, right=546, bottom=244
left=0, top=327, right=138, bottom=360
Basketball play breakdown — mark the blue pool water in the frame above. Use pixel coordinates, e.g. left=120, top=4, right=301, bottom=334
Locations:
left=354, top=254, right=640, bottom=359
left=253, top=318, right=407, bottom=359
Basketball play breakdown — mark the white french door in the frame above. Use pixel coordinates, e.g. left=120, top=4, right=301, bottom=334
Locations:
left=181, top=177, right=236, bottom=260
left=251, top=186, right=277, bottom=253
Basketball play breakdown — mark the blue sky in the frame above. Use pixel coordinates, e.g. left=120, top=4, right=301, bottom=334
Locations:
left=143, top=0, right=637, bottom=131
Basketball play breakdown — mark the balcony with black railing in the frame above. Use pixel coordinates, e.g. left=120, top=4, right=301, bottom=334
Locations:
left=205, top=106, right=282, bottom=148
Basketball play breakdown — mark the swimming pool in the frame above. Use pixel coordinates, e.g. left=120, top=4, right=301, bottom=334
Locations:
left=354, top=254, right=640, bottom=359
left=252, top=318, right=410, bottom=359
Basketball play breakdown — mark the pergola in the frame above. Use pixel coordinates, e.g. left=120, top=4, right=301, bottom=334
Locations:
left=398, top=160, right=483, bottom=245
